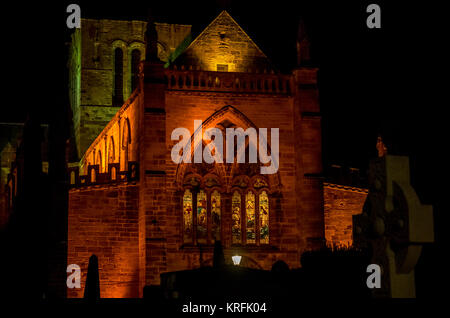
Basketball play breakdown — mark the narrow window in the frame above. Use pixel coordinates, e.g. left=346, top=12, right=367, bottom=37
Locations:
left=246, top=191, right=256, bottom=244
left=211, top=190, right=221, bottom=241
left=183, top=189, right=193, bottom=243
left=131, top=49, right=141, bottom=93
left=113, top=48, right=124, bottom=106
left=108, top=137, right=115, bottom=164
left=196, top=190, right=207, bottom=244
left=90, top=169, right=96, bottom=183
left=121, top=119, right=131, bottom=172
left=232, top=191, right=241, bottom=244
left=259, top=191, right=269, bottom=244
left=97, top=150, right=102, bottom=173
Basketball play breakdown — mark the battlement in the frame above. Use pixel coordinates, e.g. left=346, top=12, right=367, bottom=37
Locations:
left=68, top=161, right=139, bottom=189
left=324, top=164, right=368, bottom=189
left=164, top=67, right=293, bottom=95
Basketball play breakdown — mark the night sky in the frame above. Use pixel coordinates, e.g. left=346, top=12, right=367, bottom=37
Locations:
left=3, top=0, right=444, bottom=269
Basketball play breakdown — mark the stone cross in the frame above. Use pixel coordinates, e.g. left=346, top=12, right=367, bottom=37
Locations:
left=353, top=155, right=434, bottom=298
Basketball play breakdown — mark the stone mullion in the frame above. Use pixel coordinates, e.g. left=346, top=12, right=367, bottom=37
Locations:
left=222, top=192, right=230, bottom=247
left=193, top=190, right=198, bottom=245
left=104, top=135, right=108, bottom=172
left=271, top=192, right=281, bottom=247
left=241, top=191, right=246, bottom=245
left=118, top=117, right=122, bottom=171
left=206, top=190, right=211, bottom=245
left=256, top=190, right=260, bottom=246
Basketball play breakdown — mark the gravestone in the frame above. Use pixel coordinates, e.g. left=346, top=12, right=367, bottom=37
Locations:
left=84, top=254, right=100, bottom=300
left=353, top=155, right=434, bottom=298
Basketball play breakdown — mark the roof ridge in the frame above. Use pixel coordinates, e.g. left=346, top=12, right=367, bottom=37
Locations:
left=181, top=10, right=269, bottom=60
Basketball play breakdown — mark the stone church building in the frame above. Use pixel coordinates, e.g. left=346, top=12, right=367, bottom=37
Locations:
left=62, top=11, right=368, bottom=298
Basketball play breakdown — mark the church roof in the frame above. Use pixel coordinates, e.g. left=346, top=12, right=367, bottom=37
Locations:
left=173, top=10, right=274, bottom=73
left=186, top=11, right=269, bottom=58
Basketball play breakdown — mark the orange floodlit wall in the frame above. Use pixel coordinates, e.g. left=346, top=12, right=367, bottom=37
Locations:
left=323, top=183, right=368, bottom=248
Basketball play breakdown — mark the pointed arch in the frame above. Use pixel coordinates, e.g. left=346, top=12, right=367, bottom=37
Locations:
left=108, top=136, right=115, bottom=164
left=122, top=118, right=131, bottom=147
left=174, top=105, right=281, bottom=191
left=121, top=118, right=131, bottom=171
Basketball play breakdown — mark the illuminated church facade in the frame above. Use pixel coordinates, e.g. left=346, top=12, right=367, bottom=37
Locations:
left=65, top=11, right=367, bottom=298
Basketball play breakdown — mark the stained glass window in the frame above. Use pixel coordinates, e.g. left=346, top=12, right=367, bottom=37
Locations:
left=259, top=191, right=269, bottom=244
left=232, top=191, right=241, bottom=244
left=246, top=191, right=256, bottom=244
left=197, top=190, right=207, bottom=244
left=183, top=189, right=193, bottom=243
left=211, top=190, right=221, bottom=241
left=182, top=181, right=270, bottom=246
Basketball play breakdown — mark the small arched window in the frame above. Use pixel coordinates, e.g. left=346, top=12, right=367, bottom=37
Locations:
left=131, top=49, right=141, bottom=93
left=121, top=118, right=131, bottom=171
left=91, top=168, right=96, bottom=183
left=211, top=190, right=221, bottom=241
left=113, top=47, right=124, bottom=106
left=70, top=171, right=76, bottom=185
left=111, top=166, right=116, bottom=181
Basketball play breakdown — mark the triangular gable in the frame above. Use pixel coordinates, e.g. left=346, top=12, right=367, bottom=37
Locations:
left=175, top=11, right=273, bottom=73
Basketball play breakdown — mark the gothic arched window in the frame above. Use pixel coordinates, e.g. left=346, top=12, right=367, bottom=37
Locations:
left=181, top=176, right=270, bottom=246
left=245, top=191, right=256, bottom=244
left=121, top=118, right=131, bottom=171
left=230, top=177, right=270, bottom=246
left=182, top=180, right=222, bottom=246
left=108, top=136, right=115, bottom=164
left=113, top=47, right=124, bottom=106
left=183, top=189, right=193, bottom=243
left=211, top=190, right=221, bottom=241
left=196, top=190, right=207, bottom=244
left=131, top=49, right=141, bottom=93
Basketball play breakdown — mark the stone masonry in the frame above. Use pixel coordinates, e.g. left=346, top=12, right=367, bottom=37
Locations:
left=66, top=11, right=368, bottom=298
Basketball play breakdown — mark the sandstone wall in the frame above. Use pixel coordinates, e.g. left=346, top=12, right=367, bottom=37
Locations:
left=323, top=183, right=368, bottom=248
left=177, top=11, right=272, bottom=72
left=67, top=184, right=140, bottom=298
left=77, top=19, right=147, bottom=156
